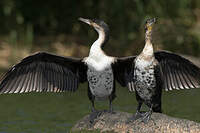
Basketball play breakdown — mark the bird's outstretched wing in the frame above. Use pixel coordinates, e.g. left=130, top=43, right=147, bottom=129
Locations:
left=0, top=52, right=87, bottom=94
left=154, top=51, right=200, bottom=91
left=113, top=56, right=136, bottom=92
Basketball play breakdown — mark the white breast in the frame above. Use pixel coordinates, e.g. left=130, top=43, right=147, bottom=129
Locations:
left=85, top=53, right=114, bottom=71
left=135, top=56, right=154, bottom=68
left=84, top=56, right=114, bottom=100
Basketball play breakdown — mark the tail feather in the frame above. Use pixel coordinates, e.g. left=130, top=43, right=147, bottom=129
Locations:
left=152, top=103, right=162, bottom=113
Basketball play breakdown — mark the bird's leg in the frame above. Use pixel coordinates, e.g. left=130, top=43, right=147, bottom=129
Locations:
left=106, top=99, right=116, bottom=114
left=108, top=99, right=113, bottom=113
left=104, top=95, right=115, bottom=114
left=133, top=102, right=145, bottom=119
left=126, top=102, right=143, bottom=123
left=91, top=100, right=97, bottom=113
left=89, top=99, right=102, bottom=123
left=141, top=104, right=153, bottom=123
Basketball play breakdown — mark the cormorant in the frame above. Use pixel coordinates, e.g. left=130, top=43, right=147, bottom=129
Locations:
left=0, top=18, right=136, bottom=115
left=127, top=18, right=200, bottom=123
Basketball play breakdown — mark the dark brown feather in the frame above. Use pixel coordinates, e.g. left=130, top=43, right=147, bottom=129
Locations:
left=113, top=56, right=136, bottom=91
left=155, top=51, right=200, bottom=91
left=0, top=52, right=87, bottom=94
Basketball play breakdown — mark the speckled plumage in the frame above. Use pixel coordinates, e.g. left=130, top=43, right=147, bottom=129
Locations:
left=87, top=65, right=114, bottom=100
left=85, top=51, right=114, bottom=101
left=83, top=19, right=115, bottom=100
left=78, top=18, right=118, bottom=112
left=126, top=18, right=162, bottom=123
left=134, top=57, right=157, bottom=102
left=127, top=18, right=200, bottom=123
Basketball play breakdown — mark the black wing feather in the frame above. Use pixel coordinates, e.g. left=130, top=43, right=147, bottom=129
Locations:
left=25, top=67, right=32, bottom=93
left=113, top=56, right=136, bottom=91
left=155, top=51, right=200, bottom=91
left=0, top=52, right=87, bottom=94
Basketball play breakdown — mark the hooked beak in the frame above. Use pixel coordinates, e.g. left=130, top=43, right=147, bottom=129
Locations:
left=78, top=17, right=92, bottom=25
left=147, top=18, right=157, bottom=25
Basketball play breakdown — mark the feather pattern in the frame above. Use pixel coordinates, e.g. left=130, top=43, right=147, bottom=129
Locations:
left=113, top=56, right=136, bottom=91
left=155, top=51, right=200, bottom=91
left=0, top=52, right=87, bottom=94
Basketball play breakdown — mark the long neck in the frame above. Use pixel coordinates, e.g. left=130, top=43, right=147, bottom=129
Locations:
left=89, top=29, right=108, bottom=57
left=141, top=29, right=154, bottom=57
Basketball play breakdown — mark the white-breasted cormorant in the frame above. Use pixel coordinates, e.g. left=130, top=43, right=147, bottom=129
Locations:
left=127, top=18, right=200, bottom=123
left=0, top=18, right=136, bottom=115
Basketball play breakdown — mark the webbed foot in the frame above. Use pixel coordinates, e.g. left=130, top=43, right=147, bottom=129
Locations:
left=103, top=109, right=116, bottom=114
left=126, top=111, right=145, bottom=123
left=89, top=110, right=102, bottom=123
left=140, top=111, right=152, bottom=123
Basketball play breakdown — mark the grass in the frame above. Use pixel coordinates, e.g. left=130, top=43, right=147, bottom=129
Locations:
left=0, top=83, right=199, bottom=133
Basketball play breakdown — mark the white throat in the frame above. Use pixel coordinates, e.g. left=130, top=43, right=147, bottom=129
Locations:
left=142, top=40, right=154, bottom=56
left=85, top=29, right=114, bottom=71
left=89, top=30, right=105, bottom=57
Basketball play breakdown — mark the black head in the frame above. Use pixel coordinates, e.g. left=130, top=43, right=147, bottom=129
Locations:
left=79, top=17, right=109, bottom=34
left=145, top=18, right=157, bottom=32
left=79, top=17, right=110, bottom=47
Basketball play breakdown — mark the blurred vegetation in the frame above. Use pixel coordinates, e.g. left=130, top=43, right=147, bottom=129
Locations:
left=0, top=0, right=200, bottom=59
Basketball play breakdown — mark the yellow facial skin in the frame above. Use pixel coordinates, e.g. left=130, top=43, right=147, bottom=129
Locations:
left=145, top=18, right=157, bottom=32
left=146, top=25, right=153, bottom=32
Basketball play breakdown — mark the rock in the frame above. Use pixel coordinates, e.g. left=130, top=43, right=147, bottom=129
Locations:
left=71, top=111, right=200, bottom=133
